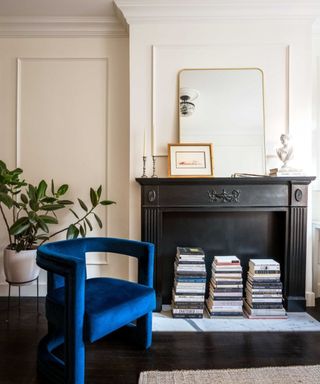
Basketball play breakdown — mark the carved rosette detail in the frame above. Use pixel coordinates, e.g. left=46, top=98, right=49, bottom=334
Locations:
left=208, top=189, right=240, bottom=203
left=147, top=189, right=157, bottom=203
left=294, top=189, right=303, bottom=202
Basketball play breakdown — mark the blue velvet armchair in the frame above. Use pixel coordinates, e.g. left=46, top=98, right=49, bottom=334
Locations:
left=36, top=237, right=155, bottom=384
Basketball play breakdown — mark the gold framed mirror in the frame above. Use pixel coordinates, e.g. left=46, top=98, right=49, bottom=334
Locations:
left=179, top=68, right=266, bottom=177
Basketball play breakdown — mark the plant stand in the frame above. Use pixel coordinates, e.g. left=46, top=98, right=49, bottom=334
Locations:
left=6, top=277, right=39, bottom=319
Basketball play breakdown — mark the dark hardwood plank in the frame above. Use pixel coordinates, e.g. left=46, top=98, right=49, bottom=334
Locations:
left=0, top=298, right=320, bottom=384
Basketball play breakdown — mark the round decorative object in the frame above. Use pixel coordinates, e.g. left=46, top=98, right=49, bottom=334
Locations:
left=295, top=189, right=303, bottom=202
left=3, top=248, right=39, bottom=284
left=148, top=190, right=157, bottom=203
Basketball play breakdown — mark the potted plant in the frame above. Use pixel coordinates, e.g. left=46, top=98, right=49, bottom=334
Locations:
left=0, top=160, right=114, bottom=284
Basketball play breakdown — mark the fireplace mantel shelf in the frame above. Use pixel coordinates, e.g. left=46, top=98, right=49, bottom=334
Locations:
left=136, top=176, right=315, bottom=185
left=136, top=176, right=315, bottom=312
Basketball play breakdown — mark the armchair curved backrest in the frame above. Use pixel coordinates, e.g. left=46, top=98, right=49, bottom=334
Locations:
left=37, top=237, right=155, bottom=384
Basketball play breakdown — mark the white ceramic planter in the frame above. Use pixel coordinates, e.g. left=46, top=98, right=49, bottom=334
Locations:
left=3, top=248, right=39, bottom=284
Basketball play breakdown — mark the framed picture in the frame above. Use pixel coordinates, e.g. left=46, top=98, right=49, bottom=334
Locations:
left=168, top=143, right=214, bottom=177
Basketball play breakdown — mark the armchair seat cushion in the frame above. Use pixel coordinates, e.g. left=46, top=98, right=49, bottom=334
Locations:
left=47, top=277, right=155, bottom=343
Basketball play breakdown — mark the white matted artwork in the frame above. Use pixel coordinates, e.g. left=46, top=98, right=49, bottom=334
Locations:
left=168, top=143, right=213, bottom=177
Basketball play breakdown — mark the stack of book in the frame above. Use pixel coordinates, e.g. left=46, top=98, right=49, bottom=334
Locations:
left=269, top=167, right=305, bottom=177
left=172, top=247, right=206, bottom=318
left=244, top=259, right=287, bottom=319
left=206, top=256, right=243, bottom=318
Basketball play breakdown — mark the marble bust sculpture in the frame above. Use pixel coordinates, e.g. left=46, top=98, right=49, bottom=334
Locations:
left=276, top=134, right=293, bottom=169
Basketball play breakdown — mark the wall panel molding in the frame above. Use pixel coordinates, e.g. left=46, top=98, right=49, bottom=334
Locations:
left=16, top=57, right=109, bottom=270
left=16, top=57, right=109, bottom=168
left=152, top=43, right=290, bottom=160
left=0, top=16, right=128, bottom=37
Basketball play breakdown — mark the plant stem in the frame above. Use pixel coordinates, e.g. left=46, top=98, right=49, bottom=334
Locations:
left=40, top=206, right=95, bottom=245
left=0, top=203, right=12, bottom=247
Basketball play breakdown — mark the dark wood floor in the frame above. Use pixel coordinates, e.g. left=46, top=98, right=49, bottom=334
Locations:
left=1, top=298, right=320, bottom=384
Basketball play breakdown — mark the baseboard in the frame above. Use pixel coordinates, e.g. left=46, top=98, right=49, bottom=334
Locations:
left=306, top=291, right=316, bottom=307
left=0, top=282, right=46, bottom=297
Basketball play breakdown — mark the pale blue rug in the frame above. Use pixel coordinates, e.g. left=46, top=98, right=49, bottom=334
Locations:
left=153, top=306, right=320, bottom=332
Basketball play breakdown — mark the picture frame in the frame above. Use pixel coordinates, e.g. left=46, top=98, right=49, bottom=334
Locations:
left=168, top=143, right=214, bottom=177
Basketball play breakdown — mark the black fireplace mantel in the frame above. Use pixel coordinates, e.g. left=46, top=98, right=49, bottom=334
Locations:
left=136, top=176, right=315, bottom=312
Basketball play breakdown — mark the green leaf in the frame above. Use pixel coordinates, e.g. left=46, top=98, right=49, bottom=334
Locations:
left=58, top=200, right=73, bottom=205
left=57, top=184, right=68, bottom=196
left=41, top=196, right=56, bottom=203
left=29, top=199, right=39, bottom=212
left=94, top=213, right=103, bottom=229
left=37, top=235, right=49, bottom=241
left=100, top=200, right=116, bottom=206
left=90, top=188, right=98, bottom=207
left=51, top=179, right=55, bottom=195
left=41, top=204, right=65, bottom=211
left=85, top=217, right=93, bottom=231
left=38, top=215, right=58, bottom=224
left=36, top=180, right=47, bottom=199
left=78, top=198, right=88, bottom=212
left=13, top=168, right=23, bottom=175
left=28, top=184, right=37, bottom=201
left=28, top=211, right=38, bottom=225
left=69, top=208, right=79, bottom=219
left=9, top=217, right=30, bottom=235
left=80, top=225, right=85, bottom=237
left=97, top=185, right=102, bottom=199
left=67, top=224, right=79, bottom=239
left=20, top=193, right=28, bottom=204
left=0, top=192, right=14, bottom=209
left=37, top=218, right=49, bottom=233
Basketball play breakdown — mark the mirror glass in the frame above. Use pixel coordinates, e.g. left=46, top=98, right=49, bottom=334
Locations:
left=179, top=68, right=266, bottom=177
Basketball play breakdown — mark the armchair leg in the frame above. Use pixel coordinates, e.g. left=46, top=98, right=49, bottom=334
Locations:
left=37, top=322, right=86, bottom=384
left=136, top=312, right=153, bottom=349
left=37, top=332, right=65, bottom=384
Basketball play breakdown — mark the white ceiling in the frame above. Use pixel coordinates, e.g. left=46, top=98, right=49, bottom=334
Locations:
left=0, top=0, right=115, bottom=17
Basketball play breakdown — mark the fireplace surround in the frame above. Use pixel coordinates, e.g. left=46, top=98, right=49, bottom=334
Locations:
left=136, top=176, right=315, bottom=312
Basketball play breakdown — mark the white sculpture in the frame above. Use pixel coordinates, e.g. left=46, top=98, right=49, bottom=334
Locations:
left=276, top=134, right=294, bottom=169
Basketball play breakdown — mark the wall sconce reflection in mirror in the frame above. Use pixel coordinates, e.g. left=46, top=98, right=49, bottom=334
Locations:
left=179, top=87, right=199, bottom=117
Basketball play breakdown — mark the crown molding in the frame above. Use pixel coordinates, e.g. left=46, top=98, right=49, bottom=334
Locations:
left=114, top=0, right=320, bottom=24
left=0, top=16, right=128, bottom=37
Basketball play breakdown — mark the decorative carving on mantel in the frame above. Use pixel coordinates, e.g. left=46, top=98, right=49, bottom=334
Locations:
left=147, top=189, right=157, bottom=203
left=208, top=188, right=240, bottom=203
left=295, top=188, right=303, bottom=202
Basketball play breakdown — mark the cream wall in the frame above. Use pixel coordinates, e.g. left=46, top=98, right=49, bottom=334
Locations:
left=0, top=36, right=129, bottom=295
left=312, top=29, right=320, bottom=296
left=313, top=30, right=320, bottom=220
left=127, top=20, right=315, bottom=304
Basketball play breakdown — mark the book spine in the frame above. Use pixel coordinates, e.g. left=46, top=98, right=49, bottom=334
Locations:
left=173, top=296, right=205, bottom=302
left=208, top=313, right=243, bottom=317
left=172, top=314, right=203, bottom=318
left=176, top=278, right=207, bottom=283
left=172, top=308, right=204, bottom=314
left=207, top=300, right=243, bottom=306
left=172, top=303, right=204, bottom=309
left=213, top=292, right=243, bottom=297
left=177, top=260, right=205, bottom=264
